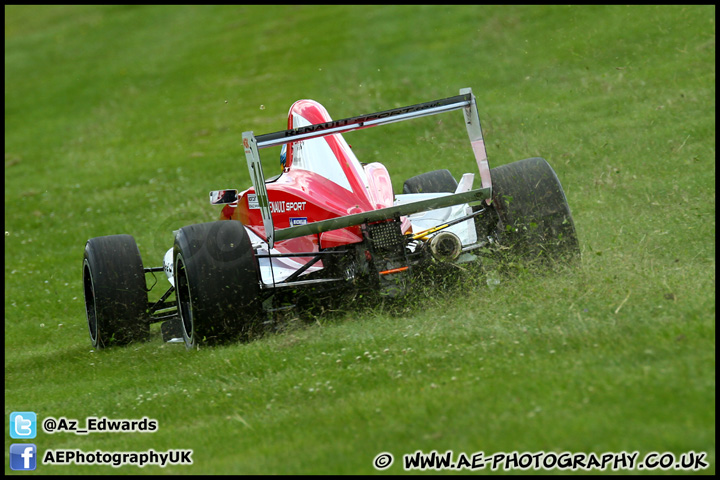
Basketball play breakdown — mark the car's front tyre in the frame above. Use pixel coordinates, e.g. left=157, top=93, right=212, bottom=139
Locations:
left=402, top=169, right=458, bottom=194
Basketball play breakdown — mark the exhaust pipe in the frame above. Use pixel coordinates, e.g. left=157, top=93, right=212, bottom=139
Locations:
left=429, top=231, right=462, bottom=261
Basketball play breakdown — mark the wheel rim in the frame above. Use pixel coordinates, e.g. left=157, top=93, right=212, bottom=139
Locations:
left=82, top=259, right=99, bottom=347
left=175, top=254, right=195, bottom=347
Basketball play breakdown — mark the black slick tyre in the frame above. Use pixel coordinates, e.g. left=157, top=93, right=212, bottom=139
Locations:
left=83, top=234, right=150, bottom=349
left=402, top=169, right=458, bottom=194
left=173, top=220, right=261, bottom=349
left=490, top=157, right=580, bottom=261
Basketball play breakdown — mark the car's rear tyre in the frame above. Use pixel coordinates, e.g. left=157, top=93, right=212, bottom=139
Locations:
left=490, top=157, right=580, bottom=260
left=83, top=234, right=150, bottom=349
left=402, top=169, right=458, bottom=194
left=173, top=220, right=261, bottom=349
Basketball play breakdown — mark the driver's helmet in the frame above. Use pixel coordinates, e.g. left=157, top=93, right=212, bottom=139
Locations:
left=280, top=144, right=287, bottom=171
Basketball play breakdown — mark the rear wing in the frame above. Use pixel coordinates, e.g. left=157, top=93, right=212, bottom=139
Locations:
left=242, top=87, right=491, bottom=248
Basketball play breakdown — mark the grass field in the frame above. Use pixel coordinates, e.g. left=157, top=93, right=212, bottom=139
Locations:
left=5, top=5, right=715, bottom=474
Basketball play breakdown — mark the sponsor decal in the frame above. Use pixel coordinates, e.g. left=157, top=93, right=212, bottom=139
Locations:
left=283, top=102, right=443, bottom=137
left=290, top=217, right=308, bottom=227
left=269, top=201, right=307, bottom=213
left=249, top=195, right=306, bottom=213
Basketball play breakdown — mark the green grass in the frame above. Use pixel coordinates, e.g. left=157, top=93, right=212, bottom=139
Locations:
left=5, top=5, right=715, bottom=474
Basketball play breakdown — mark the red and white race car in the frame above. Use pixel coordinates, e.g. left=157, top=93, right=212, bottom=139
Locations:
left=82, top=88, right=579, bottom=349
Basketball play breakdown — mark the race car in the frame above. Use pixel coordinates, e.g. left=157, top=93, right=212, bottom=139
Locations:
left=82, top=88, right=579, bottom=349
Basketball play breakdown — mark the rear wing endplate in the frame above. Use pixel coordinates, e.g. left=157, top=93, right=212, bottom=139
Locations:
left=243, top=87, right=491, bottom=248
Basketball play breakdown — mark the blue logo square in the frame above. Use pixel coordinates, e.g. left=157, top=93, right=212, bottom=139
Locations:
left=10, top=444, right=37, bottom=471
left=10, top=412, right=36, bottom=439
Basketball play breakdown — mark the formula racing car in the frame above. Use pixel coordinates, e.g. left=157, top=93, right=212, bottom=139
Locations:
left=82, top=88, right=579, bottom=349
